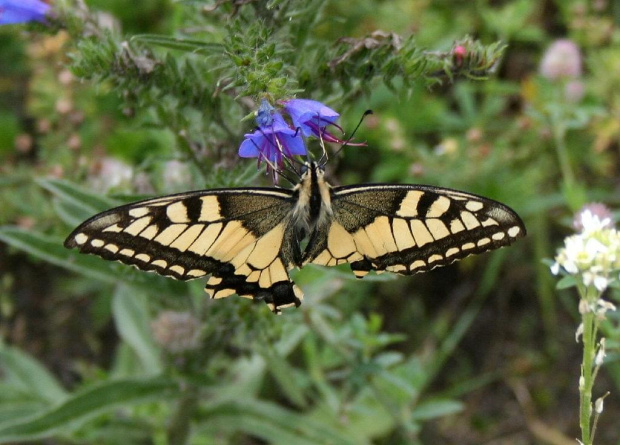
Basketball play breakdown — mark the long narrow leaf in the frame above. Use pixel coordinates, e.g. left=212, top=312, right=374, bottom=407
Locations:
left=112, top=286, right=162, bottom=375
left=0, top=227, right=189, bottom=294
left=35, top=177, right=119, bottom=215
left=0, top=227, right=119, bottom=284
left=199, top=399, right=360, bottom=445
left=0, top=343, right=67, bottom=405
left=0, top=378, right=178, bottom=443
left=132, top=34, right=224, bottom=53
left=260, top=350, right=307, bottom=408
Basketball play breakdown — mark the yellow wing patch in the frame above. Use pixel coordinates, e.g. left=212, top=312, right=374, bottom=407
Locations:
left=306, top=186, right=525, bottom=278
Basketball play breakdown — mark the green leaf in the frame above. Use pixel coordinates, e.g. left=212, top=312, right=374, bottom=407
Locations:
left=410, top=398, right=464, bottom=421
left=0, top=378, right=179, bottom=443
left=556, top=275, right=578, bottom=290
left=112, top=286, right=162, bottom=375
left=260, top=349, right=307, bottom=408
left=0, top=227, right=120, bottom=284
left=0, top=227, right=187, bottom=294
left=0, top=342, right=67, bottom=405
left=199, top=399, right=359, bottom=445
left=132, top=34, right=224, bottom=53
left=35, top=177, right=119, bottom=215
left=52, top=198, right=95, bottom=228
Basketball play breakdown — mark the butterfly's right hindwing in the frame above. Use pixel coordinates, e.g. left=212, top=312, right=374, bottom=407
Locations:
left=64, top=188, right=303, bottom=313
left=303, top=184, right=526, bottom=277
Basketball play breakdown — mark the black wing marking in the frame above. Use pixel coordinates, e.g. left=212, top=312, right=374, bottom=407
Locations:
left=303, top=184, right=525, bottom=277
left=64, top=188, right=303, bottom=313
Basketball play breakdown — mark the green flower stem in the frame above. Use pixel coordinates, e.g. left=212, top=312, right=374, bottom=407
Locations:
left=550, top=116, right=575, bottom=189
left=167, top=385, right=199, bottom=445
left=578, top=285, right=599, bottom=445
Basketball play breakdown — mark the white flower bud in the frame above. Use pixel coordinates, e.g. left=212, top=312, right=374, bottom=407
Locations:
left=579, top=376, right=585, bottom=390
left=595, top=338, right=606, bottom=366
left=595, top=397, right=604, bottom=414
left=597, top=299, right=617, bottom=313
left=575, top=323, right=584, bottom=343
left=579, top=299, right=590, bottom=314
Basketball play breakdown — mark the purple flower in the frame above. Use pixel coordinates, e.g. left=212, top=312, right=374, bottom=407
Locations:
left=238, top=98, right=365, bottom=180
left=0, top=0, right=50, bottom=25
left=239, top=102, right=306, bottom=172
left=282, top=99, right=345, bottom=143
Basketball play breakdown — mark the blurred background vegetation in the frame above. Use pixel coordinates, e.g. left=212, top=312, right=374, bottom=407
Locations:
left=0, top=0, right=619, bottom=444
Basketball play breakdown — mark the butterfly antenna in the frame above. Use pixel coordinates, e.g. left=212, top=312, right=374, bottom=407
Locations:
left=316, top=115, right=330, bottom=166
left=262, top=156, right=297, bottom=185
left=333, top=109, right=373, bottom=159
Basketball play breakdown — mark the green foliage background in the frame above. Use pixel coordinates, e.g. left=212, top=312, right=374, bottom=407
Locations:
left=0, top=0, right=619, bottom=444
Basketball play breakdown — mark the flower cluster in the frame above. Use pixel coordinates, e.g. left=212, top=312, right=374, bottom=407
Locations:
left=239, top=98, right=354, bottom=179
left=0, top=0, right=50, bottom=25
left=151, top=310, right=202, bottom=354
left=539, top=39, right=585, bottom=102
left=551, top=205, right=618, bottom=443
left=551, top=206, right=620, bottom=293
left=539, top=39, right=582, bottom=81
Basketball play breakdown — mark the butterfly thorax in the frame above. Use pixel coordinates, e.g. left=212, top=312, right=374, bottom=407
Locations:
left=291, top=162, right=333, bottom=238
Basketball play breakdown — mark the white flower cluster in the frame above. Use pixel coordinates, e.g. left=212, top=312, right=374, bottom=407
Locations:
left=551, top=209, right=620, bottom=293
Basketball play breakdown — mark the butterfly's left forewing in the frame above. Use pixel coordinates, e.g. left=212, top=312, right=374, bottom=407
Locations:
left=64, top=188, right=304, bottom=313
left=303, top=184, right=525, bottom=277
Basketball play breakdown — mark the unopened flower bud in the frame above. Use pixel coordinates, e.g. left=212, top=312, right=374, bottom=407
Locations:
left=579, top=299, right=590, bottom=314
left=575, top=323, right=584, bottom=343
left=595, top=338, right=606, bottom=366
left=597, top=299, right=617, bottom=313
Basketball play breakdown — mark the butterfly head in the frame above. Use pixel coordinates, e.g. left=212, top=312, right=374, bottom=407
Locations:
left=299, top=161, right=325, bottom=181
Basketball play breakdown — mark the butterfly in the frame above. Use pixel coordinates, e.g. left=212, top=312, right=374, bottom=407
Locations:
left=65, top=162, right=525, bottom=313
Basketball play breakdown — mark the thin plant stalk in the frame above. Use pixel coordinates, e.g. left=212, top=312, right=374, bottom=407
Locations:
left=577, top=285, right=596, bottom=445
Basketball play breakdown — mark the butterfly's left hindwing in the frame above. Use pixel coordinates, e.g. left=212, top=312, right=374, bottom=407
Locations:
left=64, top=189, right=304, bottom=313
left=303, top=184, right=525, bottom=277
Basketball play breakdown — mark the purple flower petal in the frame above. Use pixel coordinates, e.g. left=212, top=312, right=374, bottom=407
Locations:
left=0, top=0, right=50, bottom=25
left=279, top=132, right=306, bottom=156
left=269, top=113, right=297, bottom=135
left=238, top=107, right=306, bottom=170
left=282, top=99, right=340, bottom=138
left=238, top=134, right=262, bottom=158
left=284, top=99, right=340, bottom=138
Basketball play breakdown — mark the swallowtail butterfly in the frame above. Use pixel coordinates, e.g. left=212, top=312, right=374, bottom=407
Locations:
left=65, top=162, right=525, bottom=313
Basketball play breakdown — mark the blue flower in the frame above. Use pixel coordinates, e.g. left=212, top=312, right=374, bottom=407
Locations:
left=282, top=99, right=345, bottom=144
left=238, top=102, right=306, bottom=171
left=0, top=0, right=50, bottom=25
left=238, top=98, right=364, bottom=181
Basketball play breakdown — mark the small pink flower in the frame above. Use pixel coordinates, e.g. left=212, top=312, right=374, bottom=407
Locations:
left=452, top=45, right=467, bottom=67
left=540, top=39, right=582, bottom=80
